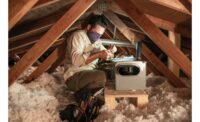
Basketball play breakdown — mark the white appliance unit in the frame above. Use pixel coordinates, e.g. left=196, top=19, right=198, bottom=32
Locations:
left=115, top=61, right=146, bottom=90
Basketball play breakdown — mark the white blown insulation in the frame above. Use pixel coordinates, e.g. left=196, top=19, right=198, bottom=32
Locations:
left=9, top=67, right=191, bottom=122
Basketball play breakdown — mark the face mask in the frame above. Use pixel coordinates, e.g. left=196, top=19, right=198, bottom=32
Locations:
left=87, top=31, right=101, bottom=43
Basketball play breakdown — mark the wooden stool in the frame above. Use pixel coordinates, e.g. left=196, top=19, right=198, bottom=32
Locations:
left=104, top=86, right=148, bottom=109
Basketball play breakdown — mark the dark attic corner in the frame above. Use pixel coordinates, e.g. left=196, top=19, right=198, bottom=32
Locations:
left=8, top=0, right=191, bottom=122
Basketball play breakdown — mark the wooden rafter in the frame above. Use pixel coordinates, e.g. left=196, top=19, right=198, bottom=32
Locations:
left=9, top=0, right=96, bottom=86
left=9, top=4, right=90, bottom=41
left=9, top=37, right=64, bottom=57
left=106, top=21, right=144, bottom=40
left=110, top=2, right=191, bottom=38
left=9, top=0, right=39, bottom=30
left=9, top=20, right=81, bottom=44
left=106, top=13, right=140, bottom=44
left=146, top=60, right=162, bottom=76
left=16, top=0, right=77, bottom=26
left=148, top=0, right=191, bottom=15
left=9, top=26, right=79, bottom=57
left=168, top=31, right=181, bottom=77
left=32, top=0, right=76, bottom=11
left=25, top=41, right=66, bottom=83
left=142, top=45, right=186, bottom=87
left=120, top=20, right=144, bottom=34
left=126, top=47, right=162, bottom=76
left=9, top=32, right=46, bottom=49
left=145, top=14, right=191, bottom=38
left=114, top=0, right=191, bottom=78
left=129, top=0, right=190, bottom=23
left=9, top=25, right=51, bottom=42
left=32, top=0, right=60, bottom=10
left=178, top=0, right=192, bottom=13
left=106, top=19, right=160, bottom=75
left=104, top=10, right=186, bottom=87
left=47, top=52, right=65, bottom=73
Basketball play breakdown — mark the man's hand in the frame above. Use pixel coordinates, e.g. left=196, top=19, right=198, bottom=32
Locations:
left=99, top=50, right=114, bottom=61
left=85, top=50, right=114, bottom=64
left=108, top=45, right=117, bottom=53
left=99, top=50, right=108, bottom=60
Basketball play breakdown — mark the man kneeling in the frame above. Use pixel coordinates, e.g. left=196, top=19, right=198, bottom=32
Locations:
left=60, top=15, right=115, bottom=122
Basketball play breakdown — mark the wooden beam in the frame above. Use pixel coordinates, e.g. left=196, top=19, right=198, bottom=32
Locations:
left=106, top=13, right=161, bottom=76
left=126, top=47, right=162, bottom=76
left=32, top=0, right=60, bottom=10
left=9, top=26, right=78, bottom=57
left=148, top=0, right=191, bottom=15
left=9, top=1, right=80, bottom=38
left=121, top=20, right=144, bottom=34
left=122, top=14, right=189, bottom=38
left=9, top=0, right=96, bottom=86
left=104, top=10, right=186, bottom=87
left=181, top=48, right=191, bottom=59
left=9, top=5, right=88, bottom=41
left=32, top=0, right=75, bottom=10
left=9, top=26, right=79, bottom=55
left=110, top=0, right=191, bottom=23
left=168, top=31, right=181, bottom=76
left=178, top=0, right=192, bottom=13
left=9, top=43, right=35, bottom=57
left=9, top=37, right=64, bottom=57
left=142, top=45, right=186, bottom=87
left=129, top=0, right=191, bottom=23
left=9, top=0, right=39, bottom=30
left=107, top=22, right=161, bottom=76
left=25, top=42, right=66, bottom=83
left=47, top=52, right=65, bottom=73
left=9, top=15, right=88, bottom=43
left=17, top=0, right=77, bottom=25
left=103, top=12, right=140, bottom=44
left=9, top=32, right=46, bottom=49
left=114, top=0, right=191, bottom=78
left=103, top=31, right=113, bottom=40
left=9, top=25, right=51, bottom=42
left=110, top=2, right=191, bottom=38
left=106, top=23, right=135, bottom=41
left=146, top=61, right=162, bottom=75
left=145, top=14, right=191, bottom=38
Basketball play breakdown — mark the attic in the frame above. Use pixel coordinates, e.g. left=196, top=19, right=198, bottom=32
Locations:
left=8, top=0, right=192, bottom=121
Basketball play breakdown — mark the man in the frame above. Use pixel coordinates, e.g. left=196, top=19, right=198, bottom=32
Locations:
left=63, top=15, right=114, bottom=94
left=60, top=15, right=116, bottom=121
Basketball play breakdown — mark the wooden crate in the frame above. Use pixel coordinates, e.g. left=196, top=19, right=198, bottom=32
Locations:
left=104, top=86, right=148, bottom=109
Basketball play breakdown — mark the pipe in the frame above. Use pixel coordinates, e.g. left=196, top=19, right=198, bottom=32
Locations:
left=101, top=39, right=133, bottom=47
left=101, top=38, right=142, bottom=60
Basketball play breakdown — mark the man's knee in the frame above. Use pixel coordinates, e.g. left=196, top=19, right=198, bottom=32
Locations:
left=95, top=70, right=106, bottom=84
left=68, top=70, right=106, bottom=91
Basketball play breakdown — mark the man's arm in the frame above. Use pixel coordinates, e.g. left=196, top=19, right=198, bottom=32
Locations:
left=85, top=50, right=108, bottom=64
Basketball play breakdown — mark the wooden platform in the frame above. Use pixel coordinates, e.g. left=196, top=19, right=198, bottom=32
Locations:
left=104, top=85, right=148, bottom=109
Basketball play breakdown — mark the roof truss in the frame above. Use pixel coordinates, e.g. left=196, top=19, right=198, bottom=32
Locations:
left=9, top=0, right=39, bottom=30
left=104, top=10, right=186, bottom=87
left=9, top=0, right=96, bottom=86
left=114, top=0, right=191, bottom=78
